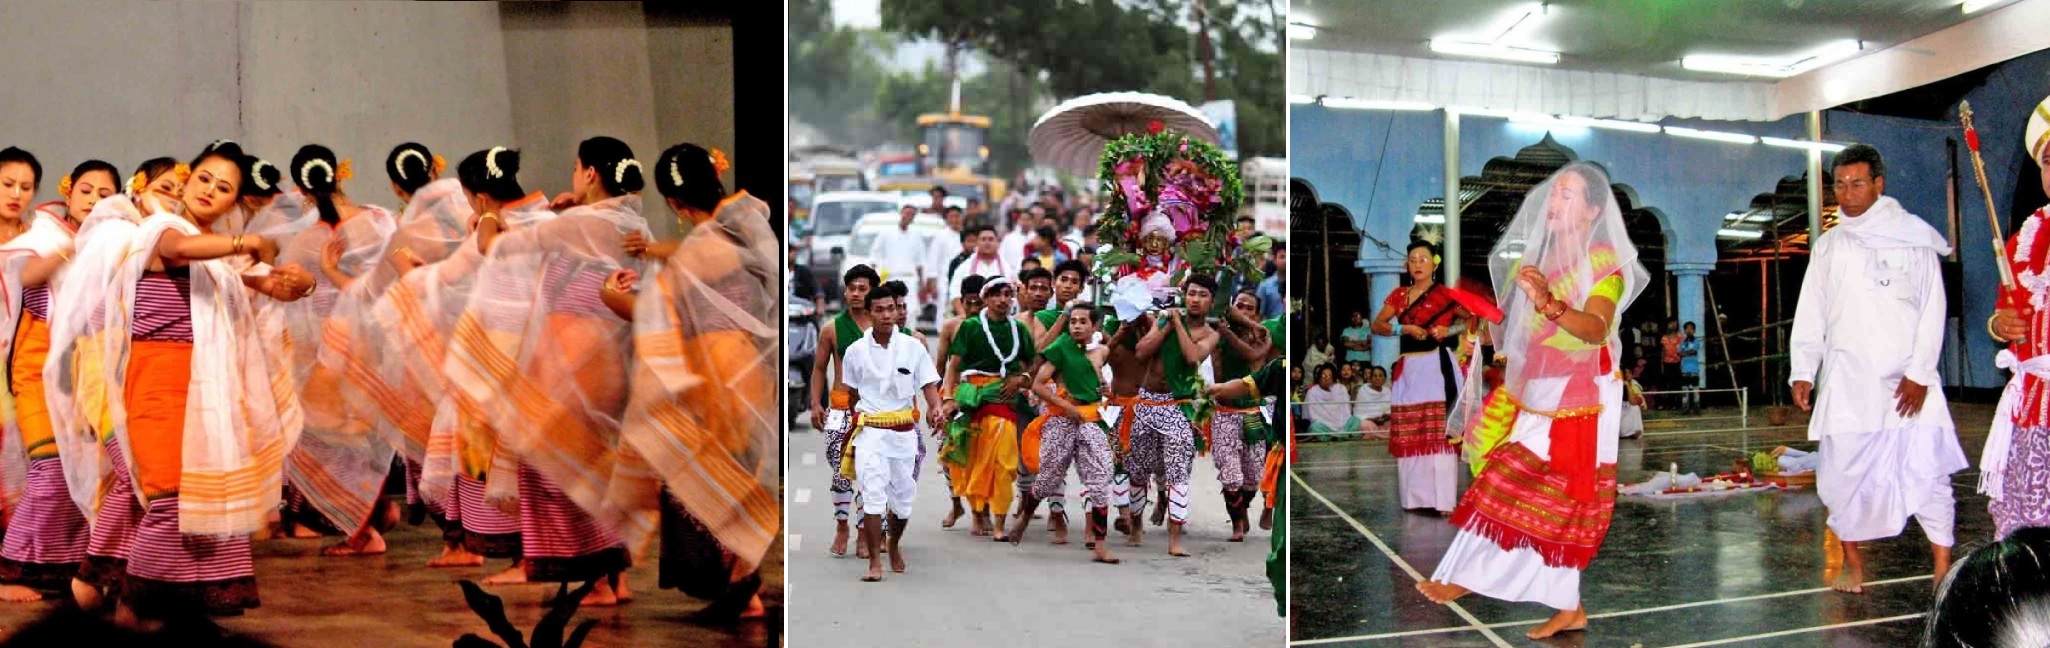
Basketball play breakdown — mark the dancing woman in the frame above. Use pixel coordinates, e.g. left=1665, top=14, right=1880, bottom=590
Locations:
left=600, top=143, right=775, bottom=620
left=0, top=160, right=114, bottom=602
left=1370, top=241, right=1467, bottom=515
left=445, top=137, right=648, bottom=605
left=1417, top=163, right=1646, bottom=640
left=391, top=147, right=551, bottom=573
left=85, top=142, right=306, bottom=617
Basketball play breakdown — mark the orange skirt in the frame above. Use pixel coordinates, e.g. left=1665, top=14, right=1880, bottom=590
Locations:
left=11, top=314, right=53, bottom=459
left=123, top=341, right=192, bottom=502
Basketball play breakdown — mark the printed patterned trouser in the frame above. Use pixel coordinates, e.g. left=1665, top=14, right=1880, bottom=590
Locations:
left=1128, top=388, right=1195, bottom=525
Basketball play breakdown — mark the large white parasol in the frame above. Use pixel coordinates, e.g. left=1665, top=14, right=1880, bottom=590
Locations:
left=1028, top=92, right=1219, bottom=177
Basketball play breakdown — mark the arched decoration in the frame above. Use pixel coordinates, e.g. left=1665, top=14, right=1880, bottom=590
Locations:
left=1710, top=170, right=1839, bottom=406
left=1290, top=178, right=1369, bottom=351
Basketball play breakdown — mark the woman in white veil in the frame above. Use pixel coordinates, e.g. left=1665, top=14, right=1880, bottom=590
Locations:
left=1417, top=162, right=1646, bottom=640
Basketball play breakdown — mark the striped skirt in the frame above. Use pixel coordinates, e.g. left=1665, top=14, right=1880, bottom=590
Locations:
left=122, top=495, right=258, bottom=614
left=517, top=463, right=627, bottom=583
left=0, top=458, right=90, bottom=589
left=79, top=435, right=143, bottom=592
left=451, top=473, right=520, bottom=558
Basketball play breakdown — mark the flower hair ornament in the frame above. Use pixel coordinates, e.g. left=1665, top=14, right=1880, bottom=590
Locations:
left=128, top=171, right=147, bottom=196
left=336, top=158, right=354, bottom=182
left=56, top=174, right=71, bottom=198
left=614, top=159, right=641, bottom=185
left=485, top=147, right=506, bottom=179
left=669, top=158, right=685, bottom=189
left=396, top=149, right=428, bottom=181
left=172, top=163, right=191, bottom=184
left=432, top=154, right=447, bottom=176
left=250, top=160, right=276, bottom=191
left=710, top=148, right=732, bottom=175
left=300, top=158, right=335, bottom=187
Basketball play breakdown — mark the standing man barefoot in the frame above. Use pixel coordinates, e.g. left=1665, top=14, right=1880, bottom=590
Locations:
left=843, top=282, right=946, bottom=581
left=1789, top=144, right=1965, bottom=593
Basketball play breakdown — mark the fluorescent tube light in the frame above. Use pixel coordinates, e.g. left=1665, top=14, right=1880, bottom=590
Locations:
left=1762, top=137, right=1848, bottom=152
left=1289, top=23, right=1317, bottom=40
left=1681, top=40, right=1862, bottom=78
left=1429, top=40, right=1560, bottom=64
left=1415, top=214, right=1446, bottom=224
left=1964, top=0, right=2006, bottom=13
left=1557, top=116, right=1662, bottom=133
left=1666, top=127, right=1759, bottom=145
left=1717, top=228, right=1765, bottom=240
left=1322, top=97, right=1438, bottom=111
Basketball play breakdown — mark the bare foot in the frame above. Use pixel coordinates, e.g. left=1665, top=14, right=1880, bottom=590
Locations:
left=1526, top=606, right=1587, bottom=639
left=320, top=528, right=387, bottom=556
left=289, top=523, right=321, bottom=539
left=831, top=522, right=850, bottom=557
left=613, top=572, right=632, bottom=602
left=1415, top=580, right=1471, bottom=604
left=576, top=579, right=620, bottom=607
left=1831, top=569, right=1865, bottom=594
left=942, top=499, right=963, bottom=529
left=71, top=578, right=101, bottom=611
left=0, top=584, right=42, bottom=602
left=1259, top=506, right=1273, bottom=530
left=738, top=596, right=766, bottom=619
left=1125, top=514, right=1145, bottom=547
left=855, top=535, right=871, bottom=560
left=1934, top=543, right=1953, bottom=587
left=861, top=564, right=883, bottom=582
left=889, top=548, right=906, bottom=574
left=482, top=564, right=529, bottom=585
left=1229, top=517, right=1247, bottom=543
left=969, top=512, right=990, bottom=537
left=1151, top=497, right=1167, bottom=527
left=1092, top=543, right=1121, bottom=564
left=427, top=544, right=485, bottom=568
left=1006, top=513, right=1030, bottom=546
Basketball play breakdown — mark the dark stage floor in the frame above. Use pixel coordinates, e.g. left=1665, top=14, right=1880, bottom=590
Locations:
left=1290, top=402, right=1997, bottom=647
left=0, top=512, right=783, bottom=647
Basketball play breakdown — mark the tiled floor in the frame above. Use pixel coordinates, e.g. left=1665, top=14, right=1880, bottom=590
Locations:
left=0, top=513, right=783, bottom=647
left=1289, top=402, right=1994, bottom=647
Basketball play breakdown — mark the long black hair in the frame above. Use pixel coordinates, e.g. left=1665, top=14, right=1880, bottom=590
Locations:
left=386, top=142, right=435, bottom=196
left=456, top=147, right=525, bottom=202
left=290, top=144, right=342, bottom=225
left=244, top=158, right=284, bottom=199
left=653, top=143, right=725, bottom=213
left=1926, top=527, right=2050, bottom=647
left=575, top=136, right=644, bottom=198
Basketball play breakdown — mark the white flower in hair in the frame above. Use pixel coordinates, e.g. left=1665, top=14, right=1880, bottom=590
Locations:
left=251, top=160, right=274, bottom=191
left=396, top=149, right=427, bottom=180
left=300, top=158, right=334, bottom=187
left=670, top=159, right=685, bottom=188
left=615, top=159, right=640, bottom=185
left=485, top=146, right=506, bottom=179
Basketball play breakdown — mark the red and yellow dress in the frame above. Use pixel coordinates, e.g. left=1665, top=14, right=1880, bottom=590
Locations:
left=1384, top=284, right=1465, bottom=512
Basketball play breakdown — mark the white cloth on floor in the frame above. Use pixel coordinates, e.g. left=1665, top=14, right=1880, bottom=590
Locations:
left=1397, top=453, right=1458, bottom=512
left=1818, top=423, right=1966, bottom=546
left=1776, top=448, right=1820, bottom=474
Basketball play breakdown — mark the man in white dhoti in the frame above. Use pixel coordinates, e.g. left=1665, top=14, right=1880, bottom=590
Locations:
left=1789, top=143, right=1966, bottom=593
left=842, top=281, right=946, bottom=582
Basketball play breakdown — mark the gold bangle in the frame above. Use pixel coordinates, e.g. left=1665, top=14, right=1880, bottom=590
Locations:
left=231, top=235, right=244, bottom=254
left=1990, top=312, right=2015, bottom=343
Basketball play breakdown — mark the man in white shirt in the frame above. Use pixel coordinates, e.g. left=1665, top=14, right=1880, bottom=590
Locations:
left=950, top=225, right=1009, bottom=311
left=1789, top=143, right=1966, bottom=594
left=1001, top=206, right=1038, bottom=273
left=871, top=205, right=929, bottom=327
left=924, top=206, right=964, bottom=316
left=842, top=280, right=945, bottom=582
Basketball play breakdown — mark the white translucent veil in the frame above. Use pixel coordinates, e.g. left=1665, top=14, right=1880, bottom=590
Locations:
left=1447, top=162, right=1647, bottom=453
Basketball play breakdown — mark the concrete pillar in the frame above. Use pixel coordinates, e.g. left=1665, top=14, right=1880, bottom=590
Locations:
left=1360, top=256, right=1406, bottom=373
left=1669, top=261, right=1714, bottom=387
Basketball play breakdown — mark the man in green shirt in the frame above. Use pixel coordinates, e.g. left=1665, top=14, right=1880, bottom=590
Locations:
left=1008, top=302, right=1121, bottom=564
left=810, top=264, right=880, bottom=557
left=1129, top=275, right=1221, bottom=557
left=939, top=276, right=1037, bottom=541
left=931, top=274, right=986, bottom=529
left=1211, top=288, right=1275, bottom=543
